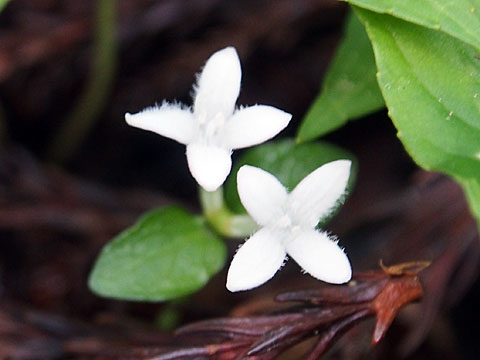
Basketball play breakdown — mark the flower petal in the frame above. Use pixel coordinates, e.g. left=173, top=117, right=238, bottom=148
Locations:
left=125, top=103, right=196, bottom=145
left=289, top=160, right=351, bottom=227
left=186, top=143, right=232, bottom=192
left=237, top=165, right=288, bottom=226
left=193, top=47, right=241, bottom=120
left=226, top=227, right=286, bottom=292
left=285, top=229, right=351, bottom=284
left=222, top=105, right=292, bottom=149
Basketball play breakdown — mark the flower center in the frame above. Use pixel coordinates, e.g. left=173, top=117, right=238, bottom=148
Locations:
left=197, top=112, right=226, bottom=146
left=275, top=214, right=292, bottom=229
left=271, top=202, right=305, bottom=237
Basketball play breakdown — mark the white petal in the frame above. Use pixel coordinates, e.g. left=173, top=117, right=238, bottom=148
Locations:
left=226, top=227, right=286, bottom=292
left=125, top=103, right=196, bottom=145
left=186, top=143, right=232, bottom=192
left=237, top=165, right=288, bottom=226
left=289, top=160, right=351, bottom=227
left=285, top=229, right=351, bottom=284
left=193, top=47, right=241, bottom=120
left=222, top=105, right=292, bottom=150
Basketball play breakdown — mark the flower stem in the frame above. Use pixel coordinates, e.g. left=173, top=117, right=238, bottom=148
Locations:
left=199, top=187, right=258, bottom=238
left=47, top=0, right=117, bottom=163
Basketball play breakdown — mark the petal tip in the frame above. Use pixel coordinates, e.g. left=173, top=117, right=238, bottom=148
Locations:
left=193, top=46, right=241, bottom=119
left=124, top=112, right=143, bottom=128
left=226, top=265, right=269, bottom=293
left=282, top=110, right=293, bottom=123
left=237, top=164, right=257, bottom=179
left=276, top=109, right=292, bottom=132
left=186, top=144, right=232, bottom=192
left=224, top=105, right=292, bottom=150
left=205, top=46, right=240, bottom=70
left=287, top=230, right=352, bottom=285
left=226, top=277, right=246, bottom=292
left=331, top=265, right=353, bottom=284
left=322, top=256, right=352, bottom=284
left=226, top=228, right=286, bottom=292
left=236, top=165, right=259, bottom=187
left=200, top=182, right=222, bottom=192
left=124, top=112, right=133, bottom=124
left=226, top=262, right=258, bottom=293
left=190, top=168, right=225, bottom=192
left=331, top=159, right=352, bottom=172
left=215, top=46, right=239, bottom=59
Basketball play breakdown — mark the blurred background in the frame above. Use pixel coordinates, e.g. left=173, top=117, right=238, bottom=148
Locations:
left=0, top=0, right=479, bottom=359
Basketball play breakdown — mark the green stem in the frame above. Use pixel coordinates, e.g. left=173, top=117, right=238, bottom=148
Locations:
left=200, top=187, right=258, bottom=238
left=47, top=0, right=117, bottom=163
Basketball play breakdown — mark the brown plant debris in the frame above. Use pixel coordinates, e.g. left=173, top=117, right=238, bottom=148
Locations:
left=0, top=263, right=426, bottom=360
left=155, top=263, right=425, bottom=360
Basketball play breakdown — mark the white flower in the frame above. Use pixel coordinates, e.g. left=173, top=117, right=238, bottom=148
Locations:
left=125, top=47, right=292, bottom=192
left=226, top=160, right=352, bottom=292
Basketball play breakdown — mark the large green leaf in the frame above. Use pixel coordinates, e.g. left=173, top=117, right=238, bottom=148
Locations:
left=89, top=206, right=226, bottom=301
left=460, top=178, right=480, bottom=222
left=355, top=8, right=480, bottom=182
left=297, top=11, right=384, bottom=142
left=345, top=0, right=480, bottom=51
left=225, top=139, right=357, bottom=224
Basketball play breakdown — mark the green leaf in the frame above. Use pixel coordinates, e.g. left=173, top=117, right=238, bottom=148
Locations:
left=0, top=0, right=10, bottom=11
left=355, top=8, right=480, bottom=181
left=345, top=0, right=480, bottom=51
left=89, top=206, right=226, bottom=301
left=225, top=139, right=357, bottom=223
left=459, top=178, right=480, bottom=222
left=297, top=11, right=384, bottom=142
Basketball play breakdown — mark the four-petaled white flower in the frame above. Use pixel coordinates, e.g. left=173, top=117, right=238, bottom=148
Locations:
left=226, top=160, right=352, bottom=292
left=125, top=47, right=292, bottom=192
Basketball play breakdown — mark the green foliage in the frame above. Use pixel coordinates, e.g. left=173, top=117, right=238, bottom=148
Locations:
left=344, top=0, right=480, bottom=51
left=297, top=11, right=384, bottom=142
left=355, top=8, right=480, bottom=180
left=460, top=178, right=480, bottom=222
left=225, top=139, right=357, bottom=222
left=0, top=0, right=10, bottom=11
left=299, top=0, right=480, bottom=225
left=89, top=206, right=226, bottom=301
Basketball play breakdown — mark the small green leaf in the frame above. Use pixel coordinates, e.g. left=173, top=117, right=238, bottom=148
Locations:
left=225, top=139, right=357, bottom=222
left=297, top=11, right=384, bottom=142
left=89, top=206, right=226, bottom=301
left=345, top=0, right=480, bottom=51
left=355, top=8, right=480, bottom=180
